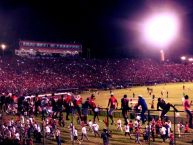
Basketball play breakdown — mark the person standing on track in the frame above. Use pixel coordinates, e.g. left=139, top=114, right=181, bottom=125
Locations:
left=107, top=93, right=118, bottom=125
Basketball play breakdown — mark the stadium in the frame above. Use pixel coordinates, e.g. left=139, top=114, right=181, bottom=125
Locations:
left=0, top=0, right=193, bottom=145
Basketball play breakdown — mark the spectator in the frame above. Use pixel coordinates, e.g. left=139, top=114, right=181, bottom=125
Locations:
left=183, top=95, right=193, bottom=128
left=107, top=93, right=118, bottom=125
left=55, top=128, right=61, bottom=145
left=136, top=95, right=147, bottom=124
left=101, top=129, right=111, bottom=145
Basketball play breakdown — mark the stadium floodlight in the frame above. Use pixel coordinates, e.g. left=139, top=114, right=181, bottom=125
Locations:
left=181, top=56, right=186, bottom=60
left=1, top=44, right=6, bottom=56
left=142, top=12, right=179, bottom=48
left=188, top=58, right=193, bottom=62
left=1, top=44, right=6, bottom=50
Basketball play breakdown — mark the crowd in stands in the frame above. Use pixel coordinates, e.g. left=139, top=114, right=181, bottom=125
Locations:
left=0, top=56, right=193, bottom=95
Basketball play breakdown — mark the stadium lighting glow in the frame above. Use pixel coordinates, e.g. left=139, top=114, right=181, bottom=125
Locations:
left=143, top=12, right=179, bottom=48
left=1, top=44, right=6, bottom=50
left=188, top=58, right=193, bottom=62
left=181, top=56, right=186, bottom=60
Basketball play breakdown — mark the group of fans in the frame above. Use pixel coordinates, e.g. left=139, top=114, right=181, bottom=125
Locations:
left=0, top=89, right=192, bottom=145
left=1, top=56, right=193, bottom=96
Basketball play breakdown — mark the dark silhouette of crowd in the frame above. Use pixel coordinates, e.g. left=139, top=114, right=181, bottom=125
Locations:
left=0, top=56, right=192, bottom=96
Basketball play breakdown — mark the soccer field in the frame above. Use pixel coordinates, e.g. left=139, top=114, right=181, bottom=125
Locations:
left=81, top=82, right=193, bottom=110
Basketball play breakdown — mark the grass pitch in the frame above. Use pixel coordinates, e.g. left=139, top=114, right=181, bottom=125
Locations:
left=81, top=82, right=193, bottom=110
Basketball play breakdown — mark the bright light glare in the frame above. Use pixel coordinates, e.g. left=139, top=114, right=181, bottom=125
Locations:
left=1, top=44, right=6, bottom=50
left=143, top=13, right=179, bottom=48
left=188, top=58, right=193, bottom=62
left=181, top=56, right=186, bottom=60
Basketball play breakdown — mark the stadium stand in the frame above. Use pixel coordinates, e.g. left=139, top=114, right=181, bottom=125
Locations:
left=0, top=56, right=192, bottom=95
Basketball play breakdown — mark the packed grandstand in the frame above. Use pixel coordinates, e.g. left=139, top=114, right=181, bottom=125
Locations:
left=0, top=55, right=192, bottom=96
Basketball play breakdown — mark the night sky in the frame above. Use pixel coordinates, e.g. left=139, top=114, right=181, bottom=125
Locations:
left=1, top=0, right=193, bottom=58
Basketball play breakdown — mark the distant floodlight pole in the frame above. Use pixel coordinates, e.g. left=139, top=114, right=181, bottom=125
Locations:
left=1, top=44, right=6, bottom=56
left=160, top=50, right=165, bottom=62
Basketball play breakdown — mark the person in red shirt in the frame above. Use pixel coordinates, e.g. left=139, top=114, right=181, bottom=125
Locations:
left=184, top=122, right=189, bottom=133
left=107, top=93, right=118, bottom=125
left=129, top=120, right=133, bottom=133
left=88, top=94, right=100, bottom=122
left=183, top=95, right=193, bottom=128
left=73, top=95, right=82, bottom=122
left=88, top=94, right=96, bottom=108
left=12, top=94, right=17, bottom=103
left=103, top=117, right=108, bottom=128
left=64, top=93, right=72, bottom=120
left=169, top=131, right=174, bottom=145
left=150, top=118, right=156, bottom=142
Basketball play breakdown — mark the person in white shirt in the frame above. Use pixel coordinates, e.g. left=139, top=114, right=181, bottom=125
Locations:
left=7, top=120, right=12, bottom=127
left=26, top=119, right=30, bottom=125
left=168, top=120, right=172, bottom=129
left=177, top=122, right=184, bottom=137
left=117, top=118, right=123, bottom=132
left=134, top=119, right=139, bottom=128
left=80, top=125, right=89, bottom=141
left=73, top=127, right=81, bottom=144
left=29, top=117, right=34, bottom=124
left=124, top=123, right=131, bottom=139
left=37, top=125, right=41, bottom=133
left=160, top=126, right=166, bottom=142
left=68, top=122, right=74, bottom=141
left=10, top=118, right=14, bottom=126
left=12, top=126, right=16, bottom=134
left=88, top=120, right=93, bottom=132
left=55, top=128, right=61, bottom=145
left=45, top=125, right=51, bottom=138
left=20, top=115, right=25, bottom=124
left=92, top=122, right=100, bottom=137
left=36, top=124, right=42, bottom=143
left=15, top=131, right=20, bottom=141
left=45, top=118, right=49, bottom=125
